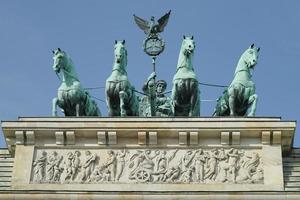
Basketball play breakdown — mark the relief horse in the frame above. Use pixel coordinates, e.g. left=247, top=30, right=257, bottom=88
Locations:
left=218, top=44, right=260, bottom=117
left=105, top=40, right=139, bottom=116
left=171, top=36, right=200, bottom=116
left=52, top=48, right=101, bottom=117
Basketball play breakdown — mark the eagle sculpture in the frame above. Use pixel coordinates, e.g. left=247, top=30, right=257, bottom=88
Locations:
left=133, top=10, right=171, bottom=36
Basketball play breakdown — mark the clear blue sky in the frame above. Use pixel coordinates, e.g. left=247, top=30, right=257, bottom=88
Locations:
left=0, top=0, right=299, bottom=147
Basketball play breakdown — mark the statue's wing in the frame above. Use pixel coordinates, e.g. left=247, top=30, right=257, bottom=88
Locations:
left=157, top=10, right=171, bottom=32
left=133, top=15, right=150, bottom=34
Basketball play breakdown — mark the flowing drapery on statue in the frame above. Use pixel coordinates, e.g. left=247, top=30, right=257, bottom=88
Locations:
left=171, top=36, right=200, bottom=116
left=52, top=48, right=101, bottom=117
left=106, top=40, right=139, bottom=117
left=213, top=44, right=260, bottom=117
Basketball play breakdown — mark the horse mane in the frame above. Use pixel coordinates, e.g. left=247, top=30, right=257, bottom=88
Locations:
left=123, top=48, right=128, bottom=68
left=234, top=49, right=249, bottom=75
left=63, top=51, right=79, bottom=80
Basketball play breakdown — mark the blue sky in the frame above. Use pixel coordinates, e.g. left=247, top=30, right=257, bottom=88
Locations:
left=0, top=0, right=299, bottom=147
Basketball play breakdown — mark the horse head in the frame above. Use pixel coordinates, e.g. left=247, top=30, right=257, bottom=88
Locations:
left=181, top=35, right=195, bottom=57
left=52, top=48, right=68, bottom=74
left=239, top=44, right=260, bottom=71
left=114, top=40, right=127, bottom=70
left=52, top=48, right=78, bottom=82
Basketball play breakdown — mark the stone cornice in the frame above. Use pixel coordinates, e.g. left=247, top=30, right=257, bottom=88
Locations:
left=1, top=117, right=296, bottom=156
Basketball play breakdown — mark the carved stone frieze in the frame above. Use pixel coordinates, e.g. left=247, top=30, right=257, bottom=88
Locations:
left=31, top=148, right=264, bottom=184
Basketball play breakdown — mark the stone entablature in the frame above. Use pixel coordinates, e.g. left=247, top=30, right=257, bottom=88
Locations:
left=0, top=117, right=296, bottom=193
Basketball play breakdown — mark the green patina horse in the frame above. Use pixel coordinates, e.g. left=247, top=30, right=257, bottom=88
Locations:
left=105, top=40, right=139, bottom=117
left=52, top=48, right=101, bottom=117
left=171, top=36, right=200, bottom=116
left=214, top=44, right=260, bottom=117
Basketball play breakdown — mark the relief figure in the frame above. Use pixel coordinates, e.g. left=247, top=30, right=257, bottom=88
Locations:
left=227, top=148, right=240, bottom=183
left=153, top=149, right=178, bottom=182
left=193, top=149, right=207, bottom=183
left=79, top=150, right=96, bottom=182
left=204, top=149, right=218, bottom=181
left=236, top=152, right=260, bottom=183
left=46, top=151, right=63, bottom=182
left=103, top=150, right=117, bottom=181
left=71, top=151, right=81, bottom=181
left=115, top=149, right=127, bottom=181
left=33, top=151, right=47, bottom=183
left=61, top=152, right=74, bottom=182
left=215, top=148, right=229, bottom=183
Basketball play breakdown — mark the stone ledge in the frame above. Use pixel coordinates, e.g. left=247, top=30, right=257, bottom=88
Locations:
left=0, top=191, right=299, bottom=200
left=1, top=118, right=296, bottom=156
left=16, top=116, right=284, bottom=122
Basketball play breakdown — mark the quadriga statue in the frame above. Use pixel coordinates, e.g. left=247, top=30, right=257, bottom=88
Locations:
left=171, top=36, right=200, bottom=116
left=52, top=48, right=101, bottom=117
left=105, top=40, right=139, bottom=116
left=213, top=44, right=260, bottom=116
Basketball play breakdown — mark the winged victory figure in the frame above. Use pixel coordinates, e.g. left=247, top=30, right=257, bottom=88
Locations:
left=133, top=10, right=171, bottom=36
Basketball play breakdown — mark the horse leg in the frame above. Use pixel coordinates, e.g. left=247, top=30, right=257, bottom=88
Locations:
left=106, top=96, right=113, bottom=116
left=228, top=86, right=237, bottom=116
left=229, top=95, right=236, bottom=116
left=105, top=84, right=115, bottom=117
left=76, top=104, right=80, bottom=117
left=247, top=94, right=258, bottom=116
left=52, top=97, right=58, bottom=116
left=119, top=91, right=127, bottom=117
left=189, top=81, right=199, bottom=116
left=171, top=82, right=178, bottom=116
left=130, top=88, right=139, bottom=116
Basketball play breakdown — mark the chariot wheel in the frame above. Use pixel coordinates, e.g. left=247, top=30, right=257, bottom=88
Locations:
left=135, top=169, right=150, bottom=182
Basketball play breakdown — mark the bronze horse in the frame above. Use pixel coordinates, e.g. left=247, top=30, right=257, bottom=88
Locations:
left=171, top=36, right=200, bottom=116
left=105, top=40, right=139, bottom=117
